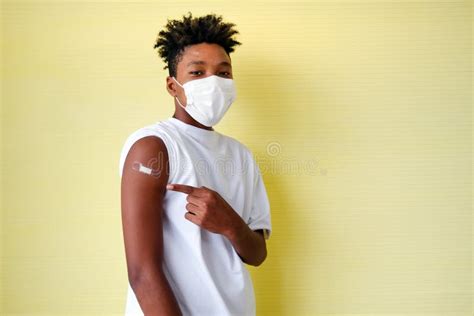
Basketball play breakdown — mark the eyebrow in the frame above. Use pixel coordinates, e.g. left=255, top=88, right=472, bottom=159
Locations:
left=186, top=60, right=232, bottom=67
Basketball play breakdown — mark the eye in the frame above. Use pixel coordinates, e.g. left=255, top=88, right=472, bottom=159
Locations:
left=189, top=71, right=203, bottom=76
left=219, top=72, right=231, bottom=77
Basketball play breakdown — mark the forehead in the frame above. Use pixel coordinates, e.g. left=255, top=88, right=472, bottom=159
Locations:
left=178, top=43, right=231, bottom=67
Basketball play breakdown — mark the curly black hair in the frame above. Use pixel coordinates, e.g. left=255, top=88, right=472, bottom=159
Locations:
left=153, top=12, right=242, bottom=77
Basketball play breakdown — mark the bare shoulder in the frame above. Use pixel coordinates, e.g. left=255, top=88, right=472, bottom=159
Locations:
left=122, top=135, right=170, bottom=183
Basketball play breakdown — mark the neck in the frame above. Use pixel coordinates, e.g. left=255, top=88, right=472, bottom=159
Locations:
left=172, top=111, right=214, bottom=131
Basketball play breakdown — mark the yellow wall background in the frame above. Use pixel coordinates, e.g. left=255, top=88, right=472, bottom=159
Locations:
left=1, top=0, right=472, bottom=315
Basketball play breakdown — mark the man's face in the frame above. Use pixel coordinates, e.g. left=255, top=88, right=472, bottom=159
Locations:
left=167, top=42, right=233, bottom=105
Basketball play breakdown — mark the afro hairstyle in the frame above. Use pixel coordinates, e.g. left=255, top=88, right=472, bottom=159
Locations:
left=153, top=12, right=241, bottom=77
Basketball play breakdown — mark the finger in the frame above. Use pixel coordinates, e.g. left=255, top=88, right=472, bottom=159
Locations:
left=192, top=185, right=213, bottom=197
left=186, top=194, right=205, bottom=207
left=166, top=183, right=197, bottom=194
left=184, top=212, right=201, bottom=226
left=185, top=202, right=201, bottom=214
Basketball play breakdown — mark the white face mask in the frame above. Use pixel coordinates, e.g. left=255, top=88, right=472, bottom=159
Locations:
left=172, top=75, right=237, bottom=127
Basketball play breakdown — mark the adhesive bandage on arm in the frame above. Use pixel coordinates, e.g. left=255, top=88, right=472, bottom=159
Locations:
left=131, top=161, right=162, bottom=177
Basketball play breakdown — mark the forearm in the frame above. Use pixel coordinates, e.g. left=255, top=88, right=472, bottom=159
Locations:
left=130, top=268, right=182, bottom=316
left=225, top=217, right=267, bottom=266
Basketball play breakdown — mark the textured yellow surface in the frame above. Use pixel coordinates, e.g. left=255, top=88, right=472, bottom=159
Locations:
left=1, top=0, right=472, bottom=315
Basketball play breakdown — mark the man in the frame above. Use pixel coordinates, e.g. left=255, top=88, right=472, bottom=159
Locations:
left=119, top=12, right=272, bottom=316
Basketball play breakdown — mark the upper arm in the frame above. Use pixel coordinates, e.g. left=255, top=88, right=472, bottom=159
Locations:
left=120, top=136, right=170, bottom=284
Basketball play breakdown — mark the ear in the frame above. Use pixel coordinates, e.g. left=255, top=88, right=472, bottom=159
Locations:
left=166, top=76, right=179, bottom=97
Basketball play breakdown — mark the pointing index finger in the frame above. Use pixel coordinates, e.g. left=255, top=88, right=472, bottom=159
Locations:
left=166, top=183, right=197, bottom=194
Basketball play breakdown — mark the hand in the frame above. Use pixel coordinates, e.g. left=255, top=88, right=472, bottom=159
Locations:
left=166, top=183, right=245, bottom=238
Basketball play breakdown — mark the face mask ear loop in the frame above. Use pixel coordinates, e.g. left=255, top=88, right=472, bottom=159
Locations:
left=172, top=77, right=186, bottom=109
left=172, top=76, right=184, bottom=88
left=175, top=95, right=186, bottom=109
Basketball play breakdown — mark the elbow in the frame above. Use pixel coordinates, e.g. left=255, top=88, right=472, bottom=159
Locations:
left=128, top=263, right=164, bottom=288
left=128, top=268, right=143, bottom=288
left=251, top=246, right=267, bottom=267
left=257, top=249, right=268, bottom=266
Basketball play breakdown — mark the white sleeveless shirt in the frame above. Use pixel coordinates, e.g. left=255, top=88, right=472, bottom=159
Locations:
left=119, top=117, right=272, bottom=316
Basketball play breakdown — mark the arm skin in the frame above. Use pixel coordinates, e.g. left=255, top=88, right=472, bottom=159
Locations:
left=121, top=136, right=182, bottom=316
left=225, top=224, right=268, bottom=267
